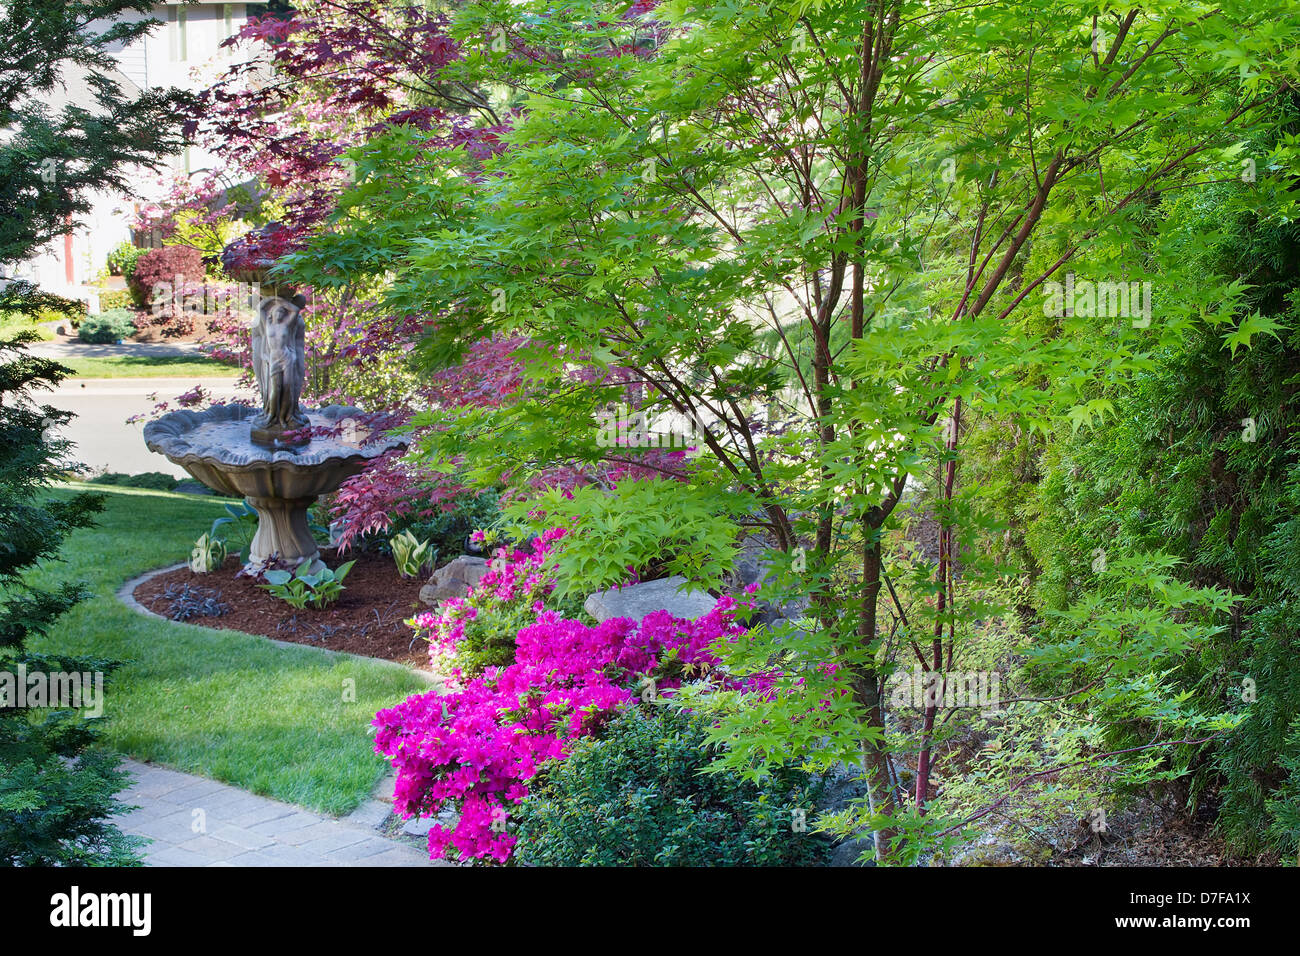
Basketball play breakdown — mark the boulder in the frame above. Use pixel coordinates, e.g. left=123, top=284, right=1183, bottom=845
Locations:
left=818, top=762, right=876, bottom=866
left=830, top=835, right=876, bottom=867
left=419, top=555, right=488, bottom=606
left=584, top=575, right=718, bottom=623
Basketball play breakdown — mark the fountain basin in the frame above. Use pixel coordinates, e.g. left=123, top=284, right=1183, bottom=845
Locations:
left=145, top=403, right=406, bottom=570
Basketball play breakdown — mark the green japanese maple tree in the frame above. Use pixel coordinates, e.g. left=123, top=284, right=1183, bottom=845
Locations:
left=291, top=0, right=1300, bottom=861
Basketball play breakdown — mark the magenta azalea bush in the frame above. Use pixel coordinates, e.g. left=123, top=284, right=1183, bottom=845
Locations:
left=373, top=594, right=755, bottom=864
left=408, top=526, right=571, bottom=678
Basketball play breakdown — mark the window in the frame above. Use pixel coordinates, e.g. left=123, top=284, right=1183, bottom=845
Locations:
left=168, top=5, right=188, bottom=62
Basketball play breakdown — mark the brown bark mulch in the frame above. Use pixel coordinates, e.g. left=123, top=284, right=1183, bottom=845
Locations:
left=133, top=550, right=431, bottom=670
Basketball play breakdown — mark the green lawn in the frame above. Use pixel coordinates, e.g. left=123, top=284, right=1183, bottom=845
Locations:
left=61, top=354, right=240, bottom=378
left=0, top=314, right=54, bottom=341
left=23, top=483, right=427, bottom=815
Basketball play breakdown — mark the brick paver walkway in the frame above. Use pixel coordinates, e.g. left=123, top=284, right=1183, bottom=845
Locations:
left=116, top=760, right=444, bottom=867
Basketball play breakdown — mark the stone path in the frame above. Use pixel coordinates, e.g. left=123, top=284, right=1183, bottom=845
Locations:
left=116, top=759, right=445, bottom=867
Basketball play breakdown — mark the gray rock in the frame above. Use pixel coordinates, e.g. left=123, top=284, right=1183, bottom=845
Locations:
left=584, top=575, right=718, bottom=622
left=344, top=799, right=392, bottom=829
left=817, top=762, right=876, bottom=866
left=419, top=555, right=489, bottom=607
left=732, top=553, right=763, bottom=588
left=401, top=816, right=436, bottom=837
left=830, top=835, right=875, bottom=867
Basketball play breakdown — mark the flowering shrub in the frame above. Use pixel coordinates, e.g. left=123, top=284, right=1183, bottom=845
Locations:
left=373, top=595, right=754, bottom=864
left=127, top=245, right=205, bottom=309
left=409, top=526, right=575, bottom=678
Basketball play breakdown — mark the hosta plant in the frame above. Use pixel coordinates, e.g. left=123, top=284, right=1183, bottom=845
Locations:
left=189, top=533, right=227, bottom=573
left=261, top=560, right=355, bottom=610
left=210, top=500, right=258, bottom=560
left=389, top=529, right=431, bottom=579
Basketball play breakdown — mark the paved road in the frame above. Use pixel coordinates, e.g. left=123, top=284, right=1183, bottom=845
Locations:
left=28, top=337, right=205, bottom=361
left=43, top=377, right=247, bottom=478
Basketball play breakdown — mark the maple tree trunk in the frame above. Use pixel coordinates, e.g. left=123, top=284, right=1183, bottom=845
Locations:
left=914, top=397, right=961, bottom=812
left=856, top=532, right=898, bottom=861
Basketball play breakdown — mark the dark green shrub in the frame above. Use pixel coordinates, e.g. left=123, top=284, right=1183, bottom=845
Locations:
left=1023, top=183, right=1300, bottom=857
left=513, top=706, right=833, bottom=866
left=88, top=471, right=178, bottom=491
left=388, top=489, right=502, bottom=563
left=1, top=334, right=141, bottom=866
left=78, top=309, right=136, bottom=344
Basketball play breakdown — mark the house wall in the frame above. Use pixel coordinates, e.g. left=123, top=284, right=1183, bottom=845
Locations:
left=5, top=3, right=253, bottom=307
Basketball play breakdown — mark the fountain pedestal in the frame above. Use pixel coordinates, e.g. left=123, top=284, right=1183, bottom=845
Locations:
left=247, top=494, right=321, bottom=569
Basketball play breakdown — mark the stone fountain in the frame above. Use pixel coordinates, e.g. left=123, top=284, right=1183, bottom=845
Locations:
left=144, top=231, right=406, bottom=572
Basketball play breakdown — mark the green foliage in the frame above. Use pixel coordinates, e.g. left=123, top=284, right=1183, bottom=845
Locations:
left=0, top=1, right=193, bottom=265
left=1026, top=171, right=1300, bottom=856
left=0, top=334, right=140, bottom=865
left=1031, top=554, right=1241, bottom=776
left=262, top=560, right=356, bottom=610
left=508, top=478, right=743, bottom=596
left=0, top=311, right=54, bottom=342
left=88, top=471, right=177, bottom=491
left=77, top=309, right=136, bottom=344
left=286, top=0, right=1300, bottom=861
left=28, top=484, right=425, bottom=815
left=387, top=489, right=501, bottom=563
left=95, top=289, right=134, bottom=312
left=389, top=529, right=431, bottom=579
left=106, top=241, right=143, bottom=278
left=1, top=721, right=141, bottom=866
left=210, top=499, right=258, bottom=560
left=513, top=704, right=833, bottom=866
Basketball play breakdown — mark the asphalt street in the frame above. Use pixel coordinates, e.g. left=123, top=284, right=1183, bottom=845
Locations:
left=43, top=377, right=247, bottom=478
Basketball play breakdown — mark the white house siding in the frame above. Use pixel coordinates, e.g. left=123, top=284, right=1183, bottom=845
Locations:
left=4, top=3, right=252, bottom=304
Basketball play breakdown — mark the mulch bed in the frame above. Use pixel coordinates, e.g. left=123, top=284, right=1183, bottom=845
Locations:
left=134, top=550, right=432, bottom=670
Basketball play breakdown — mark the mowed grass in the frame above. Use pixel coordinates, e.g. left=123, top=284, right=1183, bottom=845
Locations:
left=61, top=354, right=239, bottom=378
left=0, top=314, right=54, bottom=341
left=22, top=483, right=427, bottom=815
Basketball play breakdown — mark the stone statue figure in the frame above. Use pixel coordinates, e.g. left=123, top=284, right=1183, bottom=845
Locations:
left=249, top=293, right=311, bottom=447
